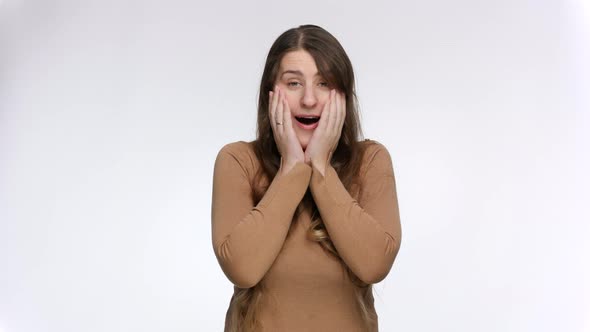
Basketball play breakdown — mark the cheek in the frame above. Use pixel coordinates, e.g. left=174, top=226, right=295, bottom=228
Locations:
left=283, top=91, right=300, bottom=111
left=317, top=92, right=331, bottom=109
left=319, top=99, right=327, bottom=109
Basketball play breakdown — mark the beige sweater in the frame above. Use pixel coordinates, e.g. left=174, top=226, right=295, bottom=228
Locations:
left=211, top=139, right=402, bottom=331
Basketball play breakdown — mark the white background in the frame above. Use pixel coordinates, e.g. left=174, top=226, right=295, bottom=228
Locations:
left=1, top=0, right=589, bottom=331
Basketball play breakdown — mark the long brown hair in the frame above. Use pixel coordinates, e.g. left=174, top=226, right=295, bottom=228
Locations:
left=225, top=24, right=377, bottom=332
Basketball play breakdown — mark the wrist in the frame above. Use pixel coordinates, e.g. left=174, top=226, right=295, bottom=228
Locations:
left=310, top=158, right=327, bottom=176
left=280, top=157, right=304, bottom=175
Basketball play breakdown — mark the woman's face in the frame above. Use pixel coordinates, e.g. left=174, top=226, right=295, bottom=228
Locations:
left=274, top=49, right=332, bottom=151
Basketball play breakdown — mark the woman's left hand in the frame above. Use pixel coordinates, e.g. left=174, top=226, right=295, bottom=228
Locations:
left=304, top=89, right=346, bottom=176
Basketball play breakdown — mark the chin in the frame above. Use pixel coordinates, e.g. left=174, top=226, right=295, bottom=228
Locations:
left=297, top=136, right=311, bottom=151
left=299, top=140, right=309, bottom=151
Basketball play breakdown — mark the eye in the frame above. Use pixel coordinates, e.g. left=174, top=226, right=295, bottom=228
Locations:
left=318, top=82, right=329, bottom=88
left=287, top=81, right=302, bottom=87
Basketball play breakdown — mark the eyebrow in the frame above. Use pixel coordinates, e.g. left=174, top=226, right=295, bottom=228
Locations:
left=280, top=70, right=321, bottom=78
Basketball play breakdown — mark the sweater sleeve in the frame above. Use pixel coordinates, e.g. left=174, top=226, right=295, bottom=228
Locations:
left=309, top=142, right=402, bottom=284
left=211, top=143, right=312, bottom=289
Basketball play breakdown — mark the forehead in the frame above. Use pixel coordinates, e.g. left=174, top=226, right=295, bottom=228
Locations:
left=279, top=50, right=319, bottom=76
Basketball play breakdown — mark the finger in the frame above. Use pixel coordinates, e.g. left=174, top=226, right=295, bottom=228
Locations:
left=283, top=93, right=293, bottom=135
left=337, top=91, right=345, bottom=133
left=276, top=88, right=284, bottom=134
left=328, top=89, right=338, bottom=134
left=270, top=86, right=279, bottom=118
left=335, top=92, right=345, bottom=146
left=317, top=91, right=331, bottom=132
left=269, top=90, right=277, bottom=135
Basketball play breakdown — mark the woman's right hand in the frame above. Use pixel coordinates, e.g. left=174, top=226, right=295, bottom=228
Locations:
left=269, top=86, right=305, bottom=175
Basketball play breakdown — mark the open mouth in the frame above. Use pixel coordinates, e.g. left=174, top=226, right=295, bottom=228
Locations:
left=294, top=116, right=320, bottom=125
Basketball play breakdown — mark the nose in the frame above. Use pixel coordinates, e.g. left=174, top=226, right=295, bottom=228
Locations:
left=301, top=86, right=317, bottom=108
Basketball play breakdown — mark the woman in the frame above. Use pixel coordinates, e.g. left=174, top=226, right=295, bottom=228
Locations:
left=211, top=24, right=402, bottom=332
